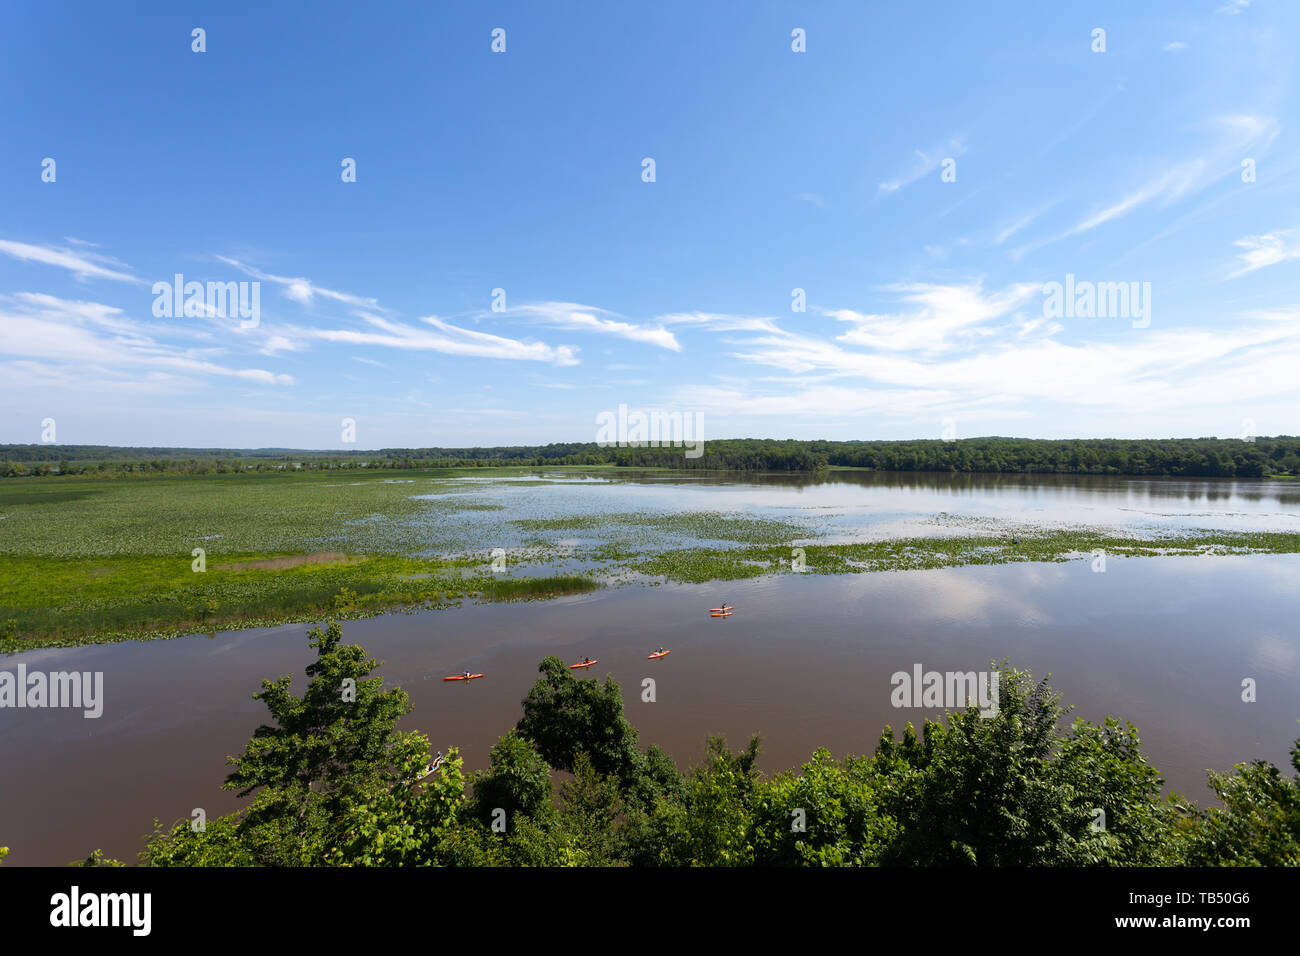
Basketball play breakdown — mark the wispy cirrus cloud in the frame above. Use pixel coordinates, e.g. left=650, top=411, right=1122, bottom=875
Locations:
left=0, top=293, right=293, bottom=385
left=996, top=203, right=1056, bottom=245
left=216, top=256, right=383, bottom=310
left=657, top=312, right=785, bottom=334
left=507, top=302, right=680, bottom=351
left=878, top=135, right=966, bottom=196
left=1226, top=230, right=1300, bottom=279
left=1011, top=115, right=1279, bottom=260
left=825, top=282, right=1043, bottom=353
left=307, top=314, right=579, bottom=365
left=0, top=238, right=139, bottom=283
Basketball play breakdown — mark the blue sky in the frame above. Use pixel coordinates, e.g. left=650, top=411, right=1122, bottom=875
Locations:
left=2, top=1, right=1298, bottom=448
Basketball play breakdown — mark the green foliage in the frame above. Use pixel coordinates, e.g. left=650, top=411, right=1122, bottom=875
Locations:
left=752, top=749, right=892, bottom=865
left=69, top=848, right=126, bottom=867
left=650, top=736, right=762, bottom=866
left=8, top=435, right=1296, bottom=479
left=470, top=732, right=554, bottom=827
left=140, top=813, right=259, bottom=867
left=328, top=749, right=471, bottom=866
left=515, top=657, right=661, bottom=805
left=870, top=668, right=1166, bottom=865
left=478, top=575, right=601, bottom=602
left=1177, top=729, right=1300, bottom=866
left=556, top=753, right=627, bottom=864
left=143, top=620, right=437, bottom=866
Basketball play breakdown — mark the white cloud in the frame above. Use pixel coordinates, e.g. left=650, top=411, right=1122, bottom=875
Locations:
left=216, top=256, right=383, bottom=310
left=0, top=239, right=138, bottom=283
left=826, top=282, right=1041, bottom=353
left=0, top=294, right=293, bottom=386
left=1013, top=115, right=1279, bottom=260
left=716, top=312, right=1300, bottom=419
left=657, top=312, right=785, bottom=334
left=996, top=204, right=1055, bottom=245
left=1227, top=230, right=1300, bottom=278
left=508, top=302, right=680, bottom=351
left=878, top=135, right=967, bottom=196
left=1163, top=41, right=1188, bottom=52
left=308, top=315, right=579, bottom=365
left=1071, top=169, right=1186, bottom=234
left=1217, top=0, right=1250, bottom=14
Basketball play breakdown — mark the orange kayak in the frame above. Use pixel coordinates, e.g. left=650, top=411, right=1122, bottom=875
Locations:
left=708, top=605, right=734, bottom=612
left=710, top=611, right=733, bottom=618
left=443, top=674, right=485, bottom=681
left=569, top=659, right=598, bottom=669
left=647, top=650, right=670, bottom=660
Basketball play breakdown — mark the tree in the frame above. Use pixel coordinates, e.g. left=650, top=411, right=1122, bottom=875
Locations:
left=871, top=666, right=1171, bottom=865
left=515, top=657, right=654, bottom=803
left=1177, top=728, right=1300, bottom=866
left=147, top=620, right=434, bottom=866
left=470, top=731, right=553, bottom=828
left=649, top=735, right=762, bottom=866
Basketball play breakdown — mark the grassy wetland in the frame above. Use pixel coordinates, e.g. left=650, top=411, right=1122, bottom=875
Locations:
left=3, top=467, right=1300, bottom=652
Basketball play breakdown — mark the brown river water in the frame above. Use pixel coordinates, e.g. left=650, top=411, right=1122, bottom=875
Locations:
left=2, top=554, right=1298, bottom=865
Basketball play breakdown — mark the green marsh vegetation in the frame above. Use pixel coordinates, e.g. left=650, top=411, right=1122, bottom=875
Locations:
left=630, top=529, right=1300, bottom=582
left=4, top=468, right=1300, bottom=650
left=0, top=471, right=610, bottom=651
left=68, top=622, right=1300, bottom=867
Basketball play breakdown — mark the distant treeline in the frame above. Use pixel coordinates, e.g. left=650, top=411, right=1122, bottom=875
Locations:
left=3, top=436, right=1298, bottom=479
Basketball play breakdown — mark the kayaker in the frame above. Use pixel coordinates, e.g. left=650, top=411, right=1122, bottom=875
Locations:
left=463, top=669, right=471, bottom=680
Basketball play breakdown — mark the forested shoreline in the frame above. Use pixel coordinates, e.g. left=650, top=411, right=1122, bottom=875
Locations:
left=4, top=436, right=1298, bottom=479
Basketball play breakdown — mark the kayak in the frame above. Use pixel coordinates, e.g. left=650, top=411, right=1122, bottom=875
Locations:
left=648, top=650, right=670, bottom=660
left=443, top=673, right=485, bottom=681
left=710, top=611, right=733, bottom=618
left=569, top=659, right=598, bottom=669
left=708, top=605, right=734, bottom=612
